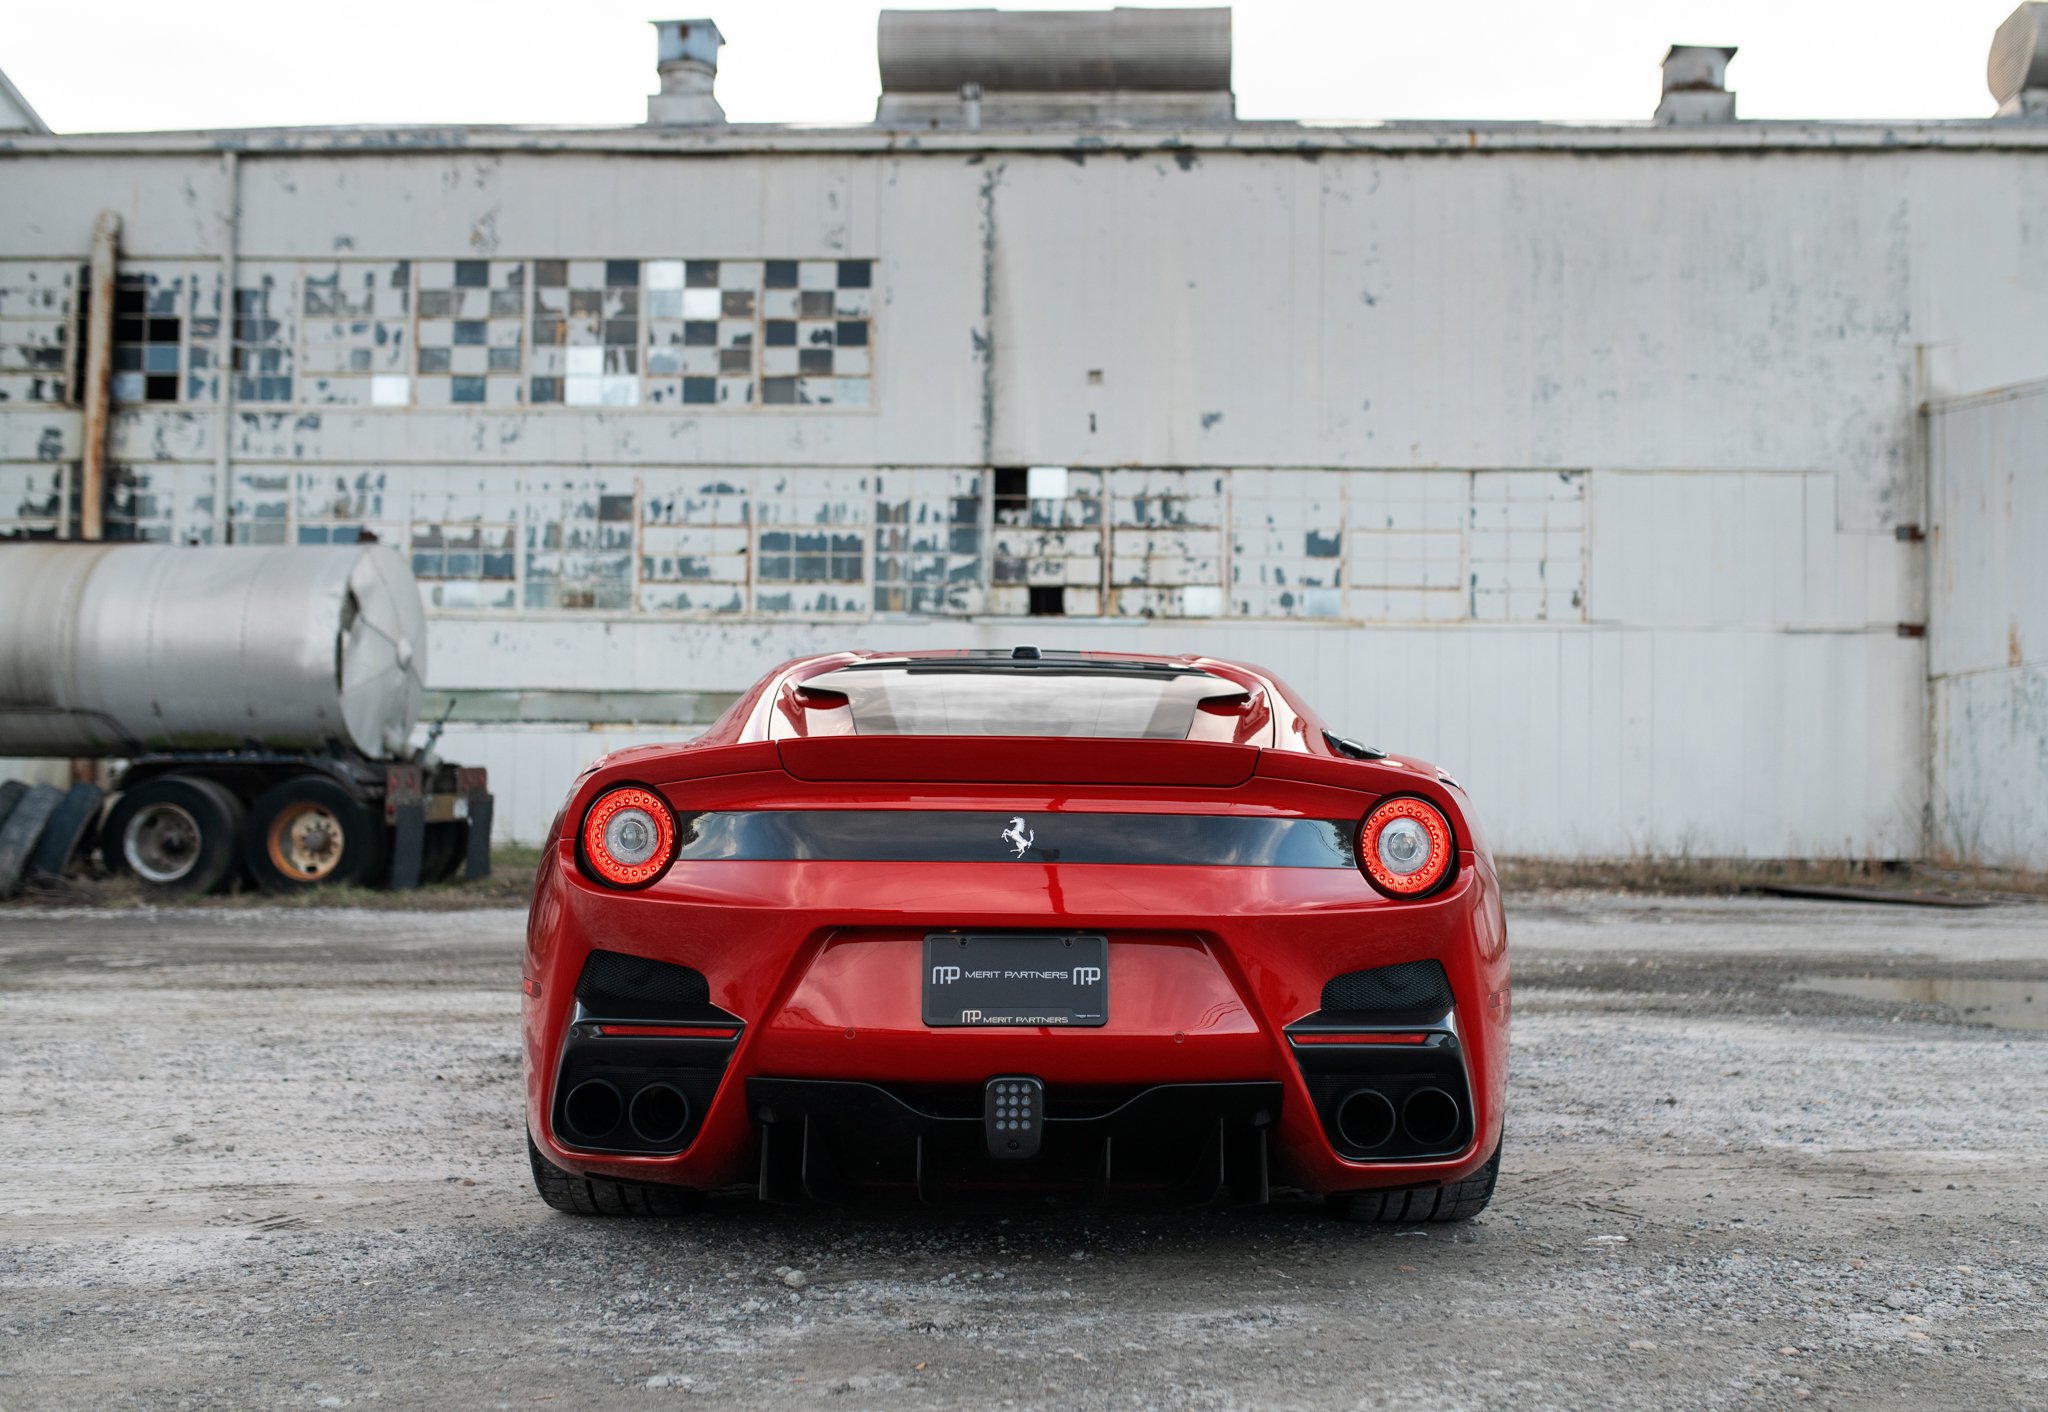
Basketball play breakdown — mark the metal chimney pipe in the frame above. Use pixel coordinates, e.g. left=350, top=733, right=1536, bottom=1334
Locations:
left=647, top=19, right=726, bottom=125
left=1655, top=45, right=1738, bottom=125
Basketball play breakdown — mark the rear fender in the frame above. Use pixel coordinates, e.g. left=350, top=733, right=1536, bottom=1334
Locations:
left=1256, top=751, right=1476, bottom=862
left=546, top=742, right=782, bottom=848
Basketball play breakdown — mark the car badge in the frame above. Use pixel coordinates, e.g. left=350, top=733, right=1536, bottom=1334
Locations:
left=1001, top=815, right=1035, bottom=858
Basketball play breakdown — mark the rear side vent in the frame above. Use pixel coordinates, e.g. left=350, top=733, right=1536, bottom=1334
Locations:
left=575, top=950, right=712, bottom=1016
left=1321, top=959, right=1453, bottom=1015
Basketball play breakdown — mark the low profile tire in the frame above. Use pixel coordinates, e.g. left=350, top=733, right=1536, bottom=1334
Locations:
left=0, top=782, right=63, bottom=899
left=243, top=775, right=381, bottom=893
left=1327, top=1140, right=1502, bottom=1224
left=29, top=782, right=106, bottom=881
left=101, top=776, right=245, bottom=895
left=528, top=1133, right=701, bottom=1218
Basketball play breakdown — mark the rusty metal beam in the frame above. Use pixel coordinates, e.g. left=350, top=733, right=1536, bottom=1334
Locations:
left=214, top=149, right=238, bottom=545
left=78, top=209, right=119, bottom=542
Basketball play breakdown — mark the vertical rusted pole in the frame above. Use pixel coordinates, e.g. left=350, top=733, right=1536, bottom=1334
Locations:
left=214, top=150, right=240, bottom=546
left=79, top=209, right=120, bottom=542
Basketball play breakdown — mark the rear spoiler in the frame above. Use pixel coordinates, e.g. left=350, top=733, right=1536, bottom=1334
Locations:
left=776, top=737, right=1259, bottom=788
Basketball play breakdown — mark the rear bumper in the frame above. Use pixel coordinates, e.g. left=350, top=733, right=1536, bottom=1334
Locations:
left=523, top=847, right=1510, bottom=1200
left=750, top=1078, right=1282, bottom=1203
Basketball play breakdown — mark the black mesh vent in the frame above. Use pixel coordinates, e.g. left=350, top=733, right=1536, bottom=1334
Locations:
left=575, top=950, right=711, bottom=1011
left=1321, top=959, right=1453, bottom=1015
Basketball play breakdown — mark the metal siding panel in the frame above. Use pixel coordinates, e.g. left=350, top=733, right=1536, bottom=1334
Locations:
left=1617, top=628, right=1657, bottom=847
left=1580, top=628, right=1625, bottom=855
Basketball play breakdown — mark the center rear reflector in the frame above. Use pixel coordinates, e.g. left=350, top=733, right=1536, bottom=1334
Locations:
left=776, top=737, right=1259, bottom=788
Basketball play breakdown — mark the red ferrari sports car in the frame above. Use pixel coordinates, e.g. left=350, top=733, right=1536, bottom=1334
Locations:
left=524, top=648, right=1508, bottom=1221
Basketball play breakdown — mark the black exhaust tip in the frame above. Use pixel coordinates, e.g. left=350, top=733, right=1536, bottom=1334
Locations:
left=1335, top=1088, right=1398, bottom=1149
left=564, top=1079, right=624, bottom=1139
left=629, top=1082, right=691, bottom=1145
left=1402, top=1087, right=1460, bottom=1147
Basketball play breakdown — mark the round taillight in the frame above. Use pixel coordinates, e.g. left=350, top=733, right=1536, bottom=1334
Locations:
left=1358, top=796, right=1454, bottom=898
left=579, top=786, right=677, bottom=888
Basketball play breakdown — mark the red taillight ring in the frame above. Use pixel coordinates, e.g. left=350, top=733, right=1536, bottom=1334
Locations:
left=1358, top=795, right=1454, bottom=898
left=579, top=785, right=677, bottom=889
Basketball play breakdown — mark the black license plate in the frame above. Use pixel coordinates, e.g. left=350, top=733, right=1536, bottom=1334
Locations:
left=922, top=933, right=1109, bottom=1028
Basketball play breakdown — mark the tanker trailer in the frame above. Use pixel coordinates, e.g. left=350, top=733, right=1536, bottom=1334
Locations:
left=0, top=543, right=492, bottom=895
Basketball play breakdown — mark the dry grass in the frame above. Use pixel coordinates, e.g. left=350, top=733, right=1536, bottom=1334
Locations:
left=1495, top=854, right=2048, bottom=901
left=6, top=845, right=545, bottom=911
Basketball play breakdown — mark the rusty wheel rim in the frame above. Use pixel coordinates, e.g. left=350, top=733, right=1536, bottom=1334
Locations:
left=266, top=801, right=345, bottom=883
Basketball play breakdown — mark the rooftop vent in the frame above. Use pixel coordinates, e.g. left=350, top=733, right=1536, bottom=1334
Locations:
left=1654, top=44, right=1737, bottom=125
left=0, top=66, right=50, bottom=135
left=1990, top=3, right=2048, bottom=116
left=876, top=7, right=1234, bottom=127
left=647, top=18, right=726, bottom=126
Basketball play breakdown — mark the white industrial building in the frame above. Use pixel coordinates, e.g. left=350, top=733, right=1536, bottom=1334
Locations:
left=1, top=7, right=2044, bottom=862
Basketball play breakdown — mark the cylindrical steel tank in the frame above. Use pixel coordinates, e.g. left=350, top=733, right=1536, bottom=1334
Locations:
left=877, top=7, right=1232, bottom=94
left=0, top=544, right=426, bottom=759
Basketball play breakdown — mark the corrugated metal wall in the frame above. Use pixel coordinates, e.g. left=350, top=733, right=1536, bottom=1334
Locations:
left=1928, top=382, right=2048, bottom=869
left=7, top=132, right=2035, bottom=854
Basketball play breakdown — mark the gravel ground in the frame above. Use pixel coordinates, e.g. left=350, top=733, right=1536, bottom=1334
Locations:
left=0, top=894, right=2044, bottom=1410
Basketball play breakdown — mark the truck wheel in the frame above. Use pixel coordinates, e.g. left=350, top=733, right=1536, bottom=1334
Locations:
left=243, top=775, right=381, bottom=892
left=101, top=776, right=244, bottom=895
left=1327, top=1141, right=1502, bottom=1224
left=528, top=1133, right=701, bottom=1217
left=0, top=783, right=64, bottom=899
left=29, top=782, right=106, bottom=880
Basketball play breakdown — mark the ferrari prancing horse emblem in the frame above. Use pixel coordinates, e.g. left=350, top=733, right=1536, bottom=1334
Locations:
left=1001, top=815, right=1035, bottom=858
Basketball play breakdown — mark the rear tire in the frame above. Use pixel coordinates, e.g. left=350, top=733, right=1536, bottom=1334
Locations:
left=0, top=780, right=28, bottom=833
left=101, top=776, right=246, bottom=896
left=29, top=782, right=106, bottom=880
left=0, top=783, right=63, bottom=899
left=528, top=1133, right=700, bottom=1217
left=1327, top=1140, right=1501, bottom=1224
left=243, top=775, right=381, bottom=892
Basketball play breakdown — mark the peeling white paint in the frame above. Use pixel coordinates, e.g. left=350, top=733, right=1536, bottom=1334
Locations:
left=7, top=137, right=2038, bottom=857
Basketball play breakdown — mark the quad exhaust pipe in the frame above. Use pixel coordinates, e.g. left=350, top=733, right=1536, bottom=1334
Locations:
left=1400, top=1087, right=1460, bottom=1147
left=563, top=1079, right=624, bottom=1140
left=562, top=1078, right=692, bottom=1147
left=628, top=1082, right=690, bottom=1144
left=1335, top=1085, right=1462, bottom=1151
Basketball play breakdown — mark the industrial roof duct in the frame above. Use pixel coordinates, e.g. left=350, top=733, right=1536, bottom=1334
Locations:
left=647, top=18, right=726, bottom=126
left=876, top=7, right=1234, bottom=127
left=1655, top=45, right=1738, bottom=125
left=1990, top=3, right=2048, bottom=116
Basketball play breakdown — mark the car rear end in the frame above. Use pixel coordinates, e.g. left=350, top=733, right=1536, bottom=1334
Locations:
left=523, top=653, right=1509, bottom=1212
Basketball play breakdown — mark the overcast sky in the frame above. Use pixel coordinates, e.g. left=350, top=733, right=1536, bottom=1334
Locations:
left=3, top=0, right=2024, bottom=133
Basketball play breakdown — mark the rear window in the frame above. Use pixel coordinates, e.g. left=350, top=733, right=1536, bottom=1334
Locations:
left=802, top=663, right=1236, bottom=740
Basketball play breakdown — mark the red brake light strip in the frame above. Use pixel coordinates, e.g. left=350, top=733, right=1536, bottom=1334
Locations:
left=1289, top=1031, right=1433, bottom=1046
left=594, top=1024, right=740, bottom=1040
